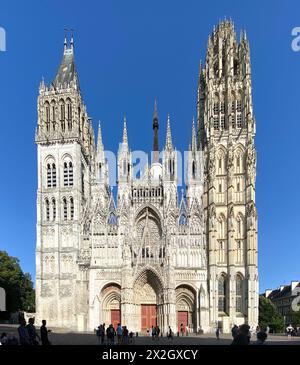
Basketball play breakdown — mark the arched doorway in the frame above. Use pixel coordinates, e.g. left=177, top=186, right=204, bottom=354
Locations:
left=133, top=269, right=163, bottom=332
left=176, top=285, right=197, bottom=333
left=100, top=283, right=121, bottom=329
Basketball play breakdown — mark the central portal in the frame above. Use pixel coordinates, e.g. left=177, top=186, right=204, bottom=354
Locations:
left=141, top=304, right=157, bottom=330
left=132, top=268, right=163, bottom=332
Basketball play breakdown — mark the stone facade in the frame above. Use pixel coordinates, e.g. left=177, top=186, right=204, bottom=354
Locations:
left=35, top=21, right=258, bottom=333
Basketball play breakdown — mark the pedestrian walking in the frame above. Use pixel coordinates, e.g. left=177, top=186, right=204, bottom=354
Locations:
left=27, top=318, right=40, bottom=345
left=18, top=319, right=30, bottom=345
left=167, top=326, right=173, bottom=340
left=40, top=320, right=51, bottom=345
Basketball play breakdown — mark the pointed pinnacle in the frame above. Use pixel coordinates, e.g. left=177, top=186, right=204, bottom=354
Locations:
left=191, top=117, right=197, bottom=152
left=97, top=121, right=103, bottom=153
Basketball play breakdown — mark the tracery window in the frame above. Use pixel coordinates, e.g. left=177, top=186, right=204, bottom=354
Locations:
left=236, top=275, right=243, bottom=313
left=218, top=275, right=227, bottom=313
left=64, top=161, right=74, bottom=187
left=47, top=163, right=56, bottom=188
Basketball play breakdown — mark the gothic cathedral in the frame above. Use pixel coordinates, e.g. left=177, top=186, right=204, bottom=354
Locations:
left=35, top=20, right=258, bottom=333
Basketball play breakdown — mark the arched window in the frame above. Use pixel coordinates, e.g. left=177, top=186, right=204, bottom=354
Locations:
left=218, top=215, right=226, bottom=239
left=52, top=198, right=56, bottom=221
left=51, top=100, right=56, bottom=130
left=47, top=162, right=56, bottom=188
left=218, top=275, right=227, bottom=313
left=236, top=214, right=244, bottom=238
left=45, top=102, right=50, bottom=132
left=45, top=199, right=50, bottom=221
left=63, top=198, right=68, bottom=220
left=59, top=100, right=65, bottom=131
left=235, top=149, right=244, bottom=174
left=64, top=161, right=74, bottom=187
left=66, top=99, right=72, bottom=130
left=217, top=149, right=226, bottom=174
left=70, top=197, right=74, bottom=220
left=236, top=275, right=243, bottom=313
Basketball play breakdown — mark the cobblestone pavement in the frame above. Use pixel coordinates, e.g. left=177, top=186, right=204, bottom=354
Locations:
left=1, top=324, right=300, bottom=345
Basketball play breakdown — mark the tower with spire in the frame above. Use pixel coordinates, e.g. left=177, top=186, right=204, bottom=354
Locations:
left=35, top=33, right=96, bottom=330
left=35, top=20, right=258, bottom=334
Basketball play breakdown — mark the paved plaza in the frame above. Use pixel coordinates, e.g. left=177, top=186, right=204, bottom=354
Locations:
left=1, top=324, right=300, bottom=345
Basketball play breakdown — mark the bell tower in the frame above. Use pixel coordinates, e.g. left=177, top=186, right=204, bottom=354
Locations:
left=198, top=20, right=258, bottom=331
left=35, top=34, right=95, bottom=329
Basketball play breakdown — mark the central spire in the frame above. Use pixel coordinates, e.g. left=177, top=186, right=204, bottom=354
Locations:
left=152, top=100, right=159, bottom=163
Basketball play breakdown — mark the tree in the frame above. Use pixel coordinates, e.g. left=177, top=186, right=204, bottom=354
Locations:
left=259, top=295, right=284, bottom=333
left=291, top=309, right=300, bottom=326
left=0, top=251, right=35, bottom=313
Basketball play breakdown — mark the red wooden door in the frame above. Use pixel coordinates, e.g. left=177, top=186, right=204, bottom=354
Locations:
left=111, top=309, right=121, bottom=330
left=177, top=311, right=188, bottom=333
left=141, top=305, right=157, bottom=330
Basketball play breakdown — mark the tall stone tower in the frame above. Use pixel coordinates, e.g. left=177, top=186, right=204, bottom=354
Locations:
left=198, top=20, right=258, bottom=331
left=35, top=35, right=95, bottom=329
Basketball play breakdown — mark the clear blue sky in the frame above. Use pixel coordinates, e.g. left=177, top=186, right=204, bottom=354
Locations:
left=0, top=0, right=299, bottom=292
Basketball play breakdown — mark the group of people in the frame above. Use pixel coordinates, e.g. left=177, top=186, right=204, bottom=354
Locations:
left=214, top=324, right=268, bottom=345
left=149, top=325, right=161, bottom=340
left=0, top=318, right=51, bottom=346
left=96, top=323, right=134, bottom=345
left=286, top=324, right=300, bottom=337
left=230, top=324, right=267, bottom=345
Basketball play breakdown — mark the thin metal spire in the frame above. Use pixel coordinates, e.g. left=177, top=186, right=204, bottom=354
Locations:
left=152, top=100, right=159, bottom=162
left=122, top=117, right=128, bottom=146
left=165, top=114, right=173, bottom=150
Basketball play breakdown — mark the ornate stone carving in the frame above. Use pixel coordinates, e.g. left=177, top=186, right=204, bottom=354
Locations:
left=59, top=285, right=72, bottom=297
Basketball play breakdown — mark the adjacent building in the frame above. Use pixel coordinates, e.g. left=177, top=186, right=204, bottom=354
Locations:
left=265, top=281, right=300, bottom=325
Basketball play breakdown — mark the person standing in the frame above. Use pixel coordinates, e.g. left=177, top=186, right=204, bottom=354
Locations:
left=231, top=325, right=238, bottom=339
left=18, top=319, right=30, bottom=345
left=167, top=326, right=173, bottom=341
left=180, top=323, right=185, bottom=337
left=106, top=324, right=115, bottom=345
left=27, top=318, right=40, bottom=345
left=122, top=326, right=129, bottom=344
left=156, top=326, right=160, bottom=340
left=254, top=331, right=267, bottom=345
left=215, top=327, right=220, bottom=340
left=116, top=323, right=122, bottom=345
left=40, top=320, right=51, bottom=345
left=151, top=326, right=156, bottom=340
left=231, top=324, right=251, bottom=345
left=96, top=324, right=102, bottom=344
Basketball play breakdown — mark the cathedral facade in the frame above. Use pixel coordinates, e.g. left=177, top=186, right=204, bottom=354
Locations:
left=35, top=21, right=258, bottom=333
